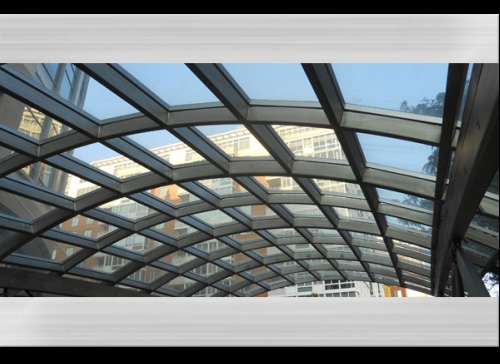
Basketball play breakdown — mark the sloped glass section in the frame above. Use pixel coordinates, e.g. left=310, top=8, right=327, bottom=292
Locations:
left=147, top=184, right=200, bottom=205
left=152, top=219, right=200, bottom=238
left=112, top=234, right=162, bottom=254
left=254, top=176, right=304, bottom=192
left=78, top=252, right=130, bottom=274
left=284, top=204, right=324, bottom=217
left=377, top=188, right=434, bottom=211
left=333, top=63, right=448, bottom=117
left=358, top=133, right=438, bottom=176
left=194, top=239, right=228, bottom=254
left=59, top=214, right=117, bottom=239
left=237, top=205, right=277, bottom=218
left=162, top=276, right=197, bottom=293
left=198, top=178, right=248, bottom=196
left=192, top=210, right=236, bottom=227
left=127, top=266, right=167, bottom=284
left=197, top=124, right=270, bottom=157
left=160, top=251, right=197, bottom=267
left=14, top=240, right=82, bottom=262
left=120, top=63, right=220, bottom=106
left=223, top=63, right=318, bottom=101
left=192, top=286, right=222, bottom=297
left=314, top=179, right=363, bottom=197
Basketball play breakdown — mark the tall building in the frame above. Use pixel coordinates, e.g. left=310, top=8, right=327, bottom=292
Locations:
left=58, top=125, right=386, bottom=296
left=0, top=63, right=89, bottom=263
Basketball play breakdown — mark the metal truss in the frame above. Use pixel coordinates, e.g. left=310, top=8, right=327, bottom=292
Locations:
left=0, top=63, right=498, bottom=297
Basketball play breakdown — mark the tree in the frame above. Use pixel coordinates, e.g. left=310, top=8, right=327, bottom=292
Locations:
left=398, top=92, right=499, bottom=294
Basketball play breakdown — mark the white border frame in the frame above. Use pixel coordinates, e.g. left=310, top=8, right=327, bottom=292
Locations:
left=0, top=14, right=498, bottom=347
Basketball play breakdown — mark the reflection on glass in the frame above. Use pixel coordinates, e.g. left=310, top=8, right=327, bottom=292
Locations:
left=160, top=251, right=197, bottom=267
left=120, top=63, right=219, bottom=106
left=0, top=190, right=55, bottom=221
left=112, top=234, right=162, bottom=254
left=322, top=244, right=353, bottom=253
left=147, top=184, right=200, bottom=205
left=194, top=239, right=228, bottom=254
left=285, top=244, right=315, bottom=252
left=368, top=263, right=396, bottom=275
left=386, top=215, right=432, bottom=233
left=269, top=228, right=300, bottom=238
left=223, top=63, right=318, bottom=101
left=162, top=276, right=197, bottom=293
left=336, top=260, right=363, bottom=270
left=198, top=178, right=247, bottom=196
left=314, top=179, right=363, bottom=197
left=393, top=240, right=430, bottom=256
left=377, top=188, right=434, bottom=211
left=78, top=252, right=130, bottom=273
left=358, top=133, right=437, bottom=175
left=358, top=247, right=390, bottom=259
left=152, top=219, right=199, bottom=238
left=196, top=125, right=270, bottom=157
left=334, top=207, right=375, bottom=222
left=333, top=63, right=448, bottom=116
left=237, top=205, right=277, bottom=218
left=272, top=125, right=345, bottom=159
left=284, top=204, right=324, bottom=217
left=308, top=228, right=340, bottom=236
left=397, top=254, right=430, bottom=269
left=192, top=210, right=236, bottom=227
left=14, top=240, right=82, bottom=262
left=254, top=176, right=304, bottom=192
left=127, top=266, right=167, bottom=283
left=59, top=214, right=117, bottom=239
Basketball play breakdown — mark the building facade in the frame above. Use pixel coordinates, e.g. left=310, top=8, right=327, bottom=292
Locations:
left=56, top=124, right=389, bottom=296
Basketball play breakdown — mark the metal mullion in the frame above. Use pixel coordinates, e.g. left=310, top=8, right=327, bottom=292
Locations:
left=0, top=153, right=35, bottom=178
left=0, top=176, right=74, bottom=211
left=178, top=181, right=221, bottom=207
left=0, top=67, right=99, bottom=135
left=149, top=272, right=179, bottom=292
left=434, top=64, right=499, bottom=296
left=0, top=124, right=40, bottom=157
left=112, top=261, right=147, bottom=284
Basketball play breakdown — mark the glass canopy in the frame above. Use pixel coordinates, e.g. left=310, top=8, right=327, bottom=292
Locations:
left=0, top=62, right=498, bottom=298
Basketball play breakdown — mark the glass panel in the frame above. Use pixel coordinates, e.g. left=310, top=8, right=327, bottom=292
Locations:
left=374, top=274, right=400, bottom=285
left=285, top=244, right=316, bottom=252
left=196, top=125, right=270, bottom=157
left=284, top=204, right=324, bottom=217
left=198, top=178, right=248, bottom=196
left=470, top=214, right=499, bottom=234
left=333, top=63, right=448, bottom=117
left=162, top=276, right=197, bottom=293
left=254, top=176, right=304, bottom=192
left=252, top=246, right=283, bottom=257
left=120, top=63, right=219, bottom=105
left=127, top=266, right=167, bottom=283
left=274, top=261, right=301, bottom=270
left=238, top=283, right=262, bottom=295
left=314, top=179, right=363, bottom=197
left=7, top=63, right=92, bottom=112
left=402, top=270, right=431, bottom=283
left=386, top=215, right=432, bottom=233
left=317, top=270, right=342, bottom=279
left=61, top=274, right=101, bottom=284
left=393, top=240, right=431, bottom=256
left=73, top=143, right=150, bottom=178
left=336, top=260, right=363, bottom=271
left=147, top=184, right=200, bottom=205
left=237, top=205, right=277, bottom=218
left=346, top=271, right=370, bottom=281
left=359, top=247, right=390, bottom=259
left=463, top=239, right=497, bottom=260
left=59, top=214, right=117, bottom=239
left=0, top=190, right=55, bottom=221
left=243, top=266, right=271, bottom=278
left=322, top=244, right=352, bottom=253
left=458, top=64, right=473, bottom=122
left=291, top=271, right=316, bottom=282
left=263, top=276, right=288, bottom=287
left=160, top=251, right=197, bottom=267
left=127, top=130, right=182, bottom=154
left=194, top=239, right=228, bottom=254
left=377, top=188, right=434, bottom=211
left=78, top=252, right=130, bottom=273
left=223, top=63, right=318, bottom=101
left=397, top=254, right=430, bottom=270
left=64, top=174, right=99, bottom=198
left=220, top=274, right=243, bottom=287
left=192, top=210, right=236, bottom=227
left=1, top=97, right=73, bottom=141
left=83, top=77, right=140, bottom=120
left=305, top=259, right=330, bottom=267
left=191, top=263, right=224, bottom=278
left=192, top=286, right=221, bottom=297
left=334, top=207, right=375, bottom=222
left=272, top=125, right=346, bottom=159
left=222, top=253, right=253, bottom=267
left=269, top=228, right=300, bottom=238
left=358, top=133, right=438, bottom=176
left=112, top=234, right=162, bottom=254
left=308, top=228, right=340, bottom=236
left=487, top=170, right=499, bottom=195
left=14, top=240, right=82, bottom=262
left=368, top=263, right=396, bottom=275
left=103, top=198, right=157, bottom=220
left=152, top=219, right=199, bottom=238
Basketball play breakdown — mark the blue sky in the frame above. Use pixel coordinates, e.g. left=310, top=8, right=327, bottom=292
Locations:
left=75, top=63, right=448, bottom=179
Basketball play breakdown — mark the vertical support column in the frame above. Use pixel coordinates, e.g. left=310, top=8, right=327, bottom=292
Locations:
left=452, top=254, right=464, bottom=297
left=456, top=243, right=490, bottom=297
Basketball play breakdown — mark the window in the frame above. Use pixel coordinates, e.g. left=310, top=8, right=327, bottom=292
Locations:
left=71, top=217, right=79, bottom=227
left=51, top=250, right=57, bottom=260
left=83, top=230, right=92, bottom=237
left=297, top=286, right=312, bottom=293
left=65, top=247, right=74, bottom=256
left=86, top=218, right=94, bottom=224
